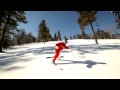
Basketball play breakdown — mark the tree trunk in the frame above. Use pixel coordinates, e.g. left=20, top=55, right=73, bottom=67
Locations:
left=0, top=11, right=4, bottom=28
left=90, top=22, right=98, bottom=44
left=0, top=12, right=2, bottom=52
left=0, top=14, right=10, bottom=52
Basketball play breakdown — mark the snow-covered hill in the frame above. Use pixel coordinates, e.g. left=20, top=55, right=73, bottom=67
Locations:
left=0, top=39, right=120, bottom=79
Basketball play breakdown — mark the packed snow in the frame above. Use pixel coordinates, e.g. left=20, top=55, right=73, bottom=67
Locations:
left=0, top=39, right=120, bottom=79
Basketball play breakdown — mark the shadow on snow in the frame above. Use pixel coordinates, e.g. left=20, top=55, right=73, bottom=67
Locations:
left=69, top=44, right=120, bottom=55
left=57, top=59, right=106, bottom=68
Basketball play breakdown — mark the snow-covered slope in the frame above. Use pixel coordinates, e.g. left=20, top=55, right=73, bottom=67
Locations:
left=0, top=39, right=120, bottom=79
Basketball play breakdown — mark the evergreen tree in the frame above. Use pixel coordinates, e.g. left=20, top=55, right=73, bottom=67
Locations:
left=54, top=33, right=58, bottom=41
left=64, top=36, right=68, bottom=44
left=45, top=28, right=52, bottom=42
left=0, top=11, right=27, bottom=52
left=73, top=35, right=76, bottom=39
left=19, top=29, right=27, bottom=44
left=57, top=30, right=62, bottom=41
left=37, top=19, right=50, bottom=44
left=77, top=11, right=98, bottom=44
left=81, top=31, right=86, bottom=39
left=69, top=36, right=72, bottom=40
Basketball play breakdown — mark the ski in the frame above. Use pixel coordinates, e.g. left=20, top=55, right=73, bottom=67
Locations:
left=51, top=62, right=64, bottom=71
left=46, top=56, right=63, bottom=58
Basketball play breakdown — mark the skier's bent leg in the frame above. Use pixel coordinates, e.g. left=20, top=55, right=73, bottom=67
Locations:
left=52, top=50, right=60, bottom=63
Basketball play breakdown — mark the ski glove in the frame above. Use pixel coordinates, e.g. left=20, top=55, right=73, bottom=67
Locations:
left=66, top=46, right=69, bottom=49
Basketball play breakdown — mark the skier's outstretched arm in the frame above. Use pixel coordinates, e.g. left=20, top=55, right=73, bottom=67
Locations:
left=62, top=43, right=69, bottom=49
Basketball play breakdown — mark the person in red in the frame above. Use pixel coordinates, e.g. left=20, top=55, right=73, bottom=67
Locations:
left=52, top=41, right=69, bottom=65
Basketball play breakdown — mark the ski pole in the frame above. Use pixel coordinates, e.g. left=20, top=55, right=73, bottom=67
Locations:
left=69, top=48, right=76, bottom=61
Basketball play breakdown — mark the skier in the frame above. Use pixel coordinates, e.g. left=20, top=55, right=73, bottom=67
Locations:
left=52, top=41, right=69, bottom=65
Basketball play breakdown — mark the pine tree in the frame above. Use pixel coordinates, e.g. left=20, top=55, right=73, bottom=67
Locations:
left=37, top=20, right=50, bottom=44
left=54, top=33, right=58, bottom=41
left=57, top=30, right=62, bottom=41
left=73, top=35, right=76, bottom=39
left=19, top=29, right=27, bottom=44
left=69, top=36, right=72, bottom=40
left=81, top=31, right=86, bottom=39
left=0, top=11, right=27, bottom=52
left=77, top=11, right=98, bottom=44
left=64, top=36, right=68, bottom=43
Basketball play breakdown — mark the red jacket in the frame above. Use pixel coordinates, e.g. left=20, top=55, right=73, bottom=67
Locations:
left=55, top=42, right=68, bottom=50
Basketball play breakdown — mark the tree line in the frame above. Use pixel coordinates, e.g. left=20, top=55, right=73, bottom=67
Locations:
left=68, top=29, right=120, bottom=40
left=0, top=11, right=120, bottom=52
left=0, top=12, right=63, bottom=52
